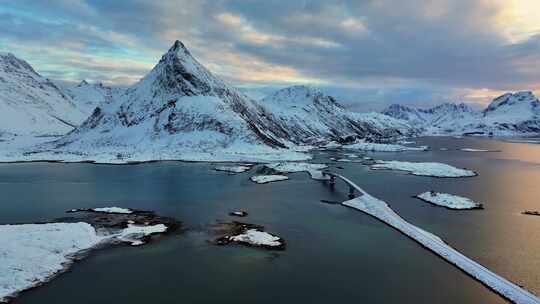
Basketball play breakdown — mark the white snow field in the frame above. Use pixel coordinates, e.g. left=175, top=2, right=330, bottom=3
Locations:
left=460, top=148, right=498, bottom=152
left=371, top=160, right=477, bottom=177
left=250, top=175, right=289, bottom=184
left=0, top=53, right=86, bottom=137
left=63, top=80, right=124, bottom=116
left=214, top=165, right=252, bottom=173
left=415, top=192, right=483, bottom=210
left=228, top=229, right=283, bottom=247
left=265, top=162, right=329, bottom=180
left=344, top=141, right=428, bottom=152
left=0, top=220, right=170, bottom=302
left=91, top=207, right=134, bottom=214
left=0, top=223, right=103, bottom=302
left=339, top=175, right=540, bottom=304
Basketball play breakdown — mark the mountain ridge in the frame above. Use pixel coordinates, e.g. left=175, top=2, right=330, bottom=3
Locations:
left=32, top=40, right=414, bottom=161
left=0, top=52, right=86, bottom=136
left=261, top=85, right=416, bottom=144
left=382, top=93, right=540, bottom=135
left=41, top=40, right=301, bottom=161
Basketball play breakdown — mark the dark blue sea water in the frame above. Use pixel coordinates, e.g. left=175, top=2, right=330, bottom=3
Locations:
left=2, top=137, right=539, bottom=304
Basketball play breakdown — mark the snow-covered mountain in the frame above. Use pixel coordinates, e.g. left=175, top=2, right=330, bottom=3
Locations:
left=33, top=41, right=415, bottom=162
left=64, top=80, right=124, bottom=115
left=382, top=93, right=540, bottom=135
left=44, top=41, right=305, bottom=161
left=382, top=103, right=479, bottom=133
left=481, top=92, right=540, bottom=134
left=260, top=85, right=415, bottom=144
left=0, top=52, right=86, bottom=136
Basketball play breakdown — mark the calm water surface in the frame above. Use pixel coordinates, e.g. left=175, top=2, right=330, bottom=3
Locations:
left=2, top=137, right=540, bottom=304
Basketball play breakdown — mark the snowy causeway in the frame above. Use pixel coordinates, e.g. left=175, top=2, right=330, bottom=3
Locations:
left=341, top=177, right=540, bottom=304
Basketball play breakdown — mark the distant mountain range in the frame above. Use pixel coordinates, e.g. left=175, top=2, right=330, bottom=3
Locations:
left=381, top=92, right=540, bottom=136
left=0, top=40, right=539, bottom=162
left=260, top=85, right=413, bottom=144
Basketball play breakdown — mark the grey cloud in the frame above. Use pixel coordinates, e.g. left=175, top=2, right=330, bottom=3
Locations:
left=1, top=0, right=539, bottom=107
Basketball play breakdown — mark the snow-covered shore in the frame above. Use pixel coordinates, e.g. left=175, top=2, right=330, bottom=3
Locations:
left=340, top=177, right=540, bottom=304
left=371, top=160, right=477, bottom=177
left=415, top=192, right=483, bottom=210
left=0, top=210, right=175, bottom=302
left=0, top=143, right=312, bottom=164
left=0, top=133, right=313, bottom=164
left=343, top=141, right=428, bottom=152
left=0, top=223, right=103, bottom=303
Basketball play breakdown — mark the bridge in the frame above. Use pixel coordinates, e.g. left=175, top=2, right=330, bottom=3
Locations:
left=322, top=171, right=366, bottom=199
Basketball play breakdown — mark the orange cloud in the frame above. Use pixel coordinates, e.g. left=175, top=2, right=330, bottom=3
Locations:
left=495, top=0, right=540, bottom=42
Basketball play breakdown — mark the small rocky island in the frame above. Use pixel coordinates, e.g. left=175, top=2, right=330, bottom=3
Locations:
left=212, top=221, right=285, bottom=250
left=522, top=210, right=540, bottom=216
left=415, top=191, right=484, bottom=210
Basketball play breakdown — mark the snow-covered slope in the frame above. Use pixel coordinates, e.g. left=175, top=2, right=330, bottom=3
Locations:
left=382, top=103, right=479, bottom=135
left=24, top=41, right=419, bottom=162
left=382, top=93, right=540, bottom=136
left=64, top=80, right=124, bottom=115
left=41, top=41, right=308, bottom=162
left=482, top=91, right=540, bottom=134
left=0, top=53, right=86, bottom=136
left=260, top=85, right=416, bottom=144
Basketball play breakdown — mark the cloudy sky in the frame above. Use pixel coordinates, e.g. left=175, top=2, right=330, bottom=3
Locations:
left=2, top=0, right=540, bottom=110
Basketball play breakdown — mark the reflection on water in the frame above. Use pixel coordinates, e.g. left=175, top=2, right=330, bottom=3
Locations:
left=1, top=137, right=539, bottom=304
